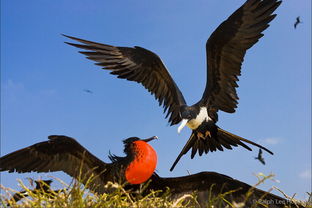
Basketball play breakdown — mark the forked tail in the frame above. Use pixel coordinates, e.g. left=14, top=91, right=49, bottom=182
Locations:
left=170, top=127, right=273, bottom=171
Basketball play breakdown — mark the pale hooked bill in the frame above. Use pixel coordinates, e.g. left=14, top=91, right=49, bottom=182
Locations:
left=178, top=119, right=188, bottom=134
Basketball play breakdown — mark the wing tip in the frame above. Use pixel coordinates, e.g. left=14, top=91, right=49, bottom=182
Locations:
left=48, top=135, right=75, bottom=141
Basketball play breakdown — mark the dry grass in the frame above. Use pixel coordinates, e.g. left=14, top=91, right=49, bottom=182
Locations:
left=1, top=178, right=197, bottom=208
left=1, top=174, right=311, bottom=208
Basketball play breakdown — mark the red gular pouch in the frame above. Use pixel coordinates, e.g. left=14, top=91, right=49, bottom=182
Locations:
left=125, top=140, right=157, bottom=184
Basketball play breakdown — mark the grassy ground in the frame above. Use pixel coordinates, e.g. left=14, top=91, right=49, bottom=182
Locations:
left=1, top=175, right=311, bottom=208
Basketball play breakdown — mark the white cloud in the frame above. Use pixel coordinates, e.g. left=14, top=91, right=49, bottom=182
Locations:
left=1, top=80, right=27, bottom=103
left=261, top=137, right=281, bottom=145
left=2, top=79, right=25, bottom=91
left=299, top=169, right=312, bottom=179
left=2, top=79, right=57, bottom=100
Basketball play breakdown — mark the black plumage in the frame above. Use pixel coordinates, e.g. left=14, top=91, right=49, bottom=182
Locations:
left=2, top=140, right=300, bottom=207
left=294, top=16, right=302, bottom=29
left=136, top=172, right=302, bottom=208
left=0, top=135, right=157, bottom=193
left=64, top=0, right=281, bottom=171
left=6, top=180, right=64, bottom=206
left=254, top=149, right=266, bottom=165
left=83, top=89, right=93, bottom=94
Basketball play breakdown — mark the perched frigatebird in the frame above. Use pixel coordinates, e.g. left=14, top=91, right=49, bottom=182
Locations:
left=1, top=136, right=301, bottom=207
left=6, top=179, right=64, bottom=206
left=64, top=0, right=281, bottom=171
left=0, top=135, right=158, bottom=193
left=138, top=172, right=302, bottom=208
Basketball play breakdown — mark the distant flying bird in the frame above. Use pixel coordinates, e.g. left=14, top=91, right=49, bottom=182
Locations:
left=64, top=0, right=281, bottom=171
left=7, top=179, right=64, bottom=205
left=294, top=16, right=302, bottom=29
left=0, top=135, right=158, bottom=193
left=254, top=149, right=265, bottom=165
left=83, top=89, right=93, bottom=94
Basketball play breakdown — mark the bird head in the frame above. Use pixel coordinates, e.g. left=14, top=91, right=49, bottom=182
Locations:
left=123, top=136, right=157, bottom=153
left=178, top=106, right=199, bottom=133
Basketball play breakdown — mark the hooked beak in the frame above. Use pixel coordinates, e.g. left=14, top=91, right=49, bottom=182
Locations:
left=178, top=119, right=188, bottom=134
left=142, top=136, right=158, bottom=143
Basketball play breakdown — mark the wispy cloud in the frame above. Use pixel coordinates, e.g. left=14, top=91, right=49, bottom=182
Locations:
left=299, top=169, right=312, bottom=179
left=2, top=79, right=25, bottom=91
left=261, top=137, right=281, bottom=145
left=1, top=79, right=27, bottom=102
left=3, top=79, right=57, bottom=95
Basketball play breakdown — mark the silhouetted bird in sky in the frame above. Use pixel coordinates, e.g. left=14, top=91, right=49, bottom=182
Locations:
left=0, top=135, right=158, bottom=193
left=294, top=16, right=302, bottom=29
left=83, top=89, right=93, bottom=94
left=254, top=149, right=265, bottom=165
left=64, top=0, right=281, bottom=171
left=6, top=179, right=64, bottom=206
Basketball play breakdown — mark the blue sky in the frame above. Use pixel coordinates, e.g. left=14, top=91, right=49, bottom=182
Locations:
left=1, top=0, right=311, bottom=201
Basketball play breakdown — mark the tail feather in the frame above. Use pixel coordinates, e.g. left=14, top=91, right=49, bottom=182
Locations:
left=219, top=139, right=233, bottom=150
left=218, top=128, right=274, bottom=155
left=170, top=134, right=196, bottom=172
left=218, top=129, right=252, bottom=151
left=198, top=142, right=205, bottom=156
left=170, top=128, right=273, bottom=171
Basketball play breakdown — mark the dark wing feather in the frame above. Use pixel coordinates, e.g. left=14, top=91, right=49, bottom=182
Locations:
left=201, top=0, right=281, bottom=116
left=143, top=172, right=292, bottom=207
left=64, top=35, right=186, bottom=125
left=8, top=191, right=28, bottom=204
left=170, top=127, right=273, bottom=171
left=0, top=135, right=109, bottom=189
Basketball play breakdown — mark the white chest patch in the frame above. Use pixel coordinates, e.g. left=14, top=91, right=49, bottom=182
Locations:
left=186, top=107, right=211, bottom=130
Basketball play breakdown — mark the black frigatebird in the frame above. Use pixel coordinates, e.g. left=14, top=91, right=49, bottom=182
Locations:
left=6, top=179, right=64, bottom=205
left=64, top=0, right=281, bottom=171
left=1, top=137, right=301, bottom=207
left=254, top=149, right=265, bottom=165
left=294, top=16, right=302, bottom=29
left=141, top=172, right=302, bottom=207
left=83, top=89, right=93, bottom=94
left=0, top=135, right=158, bottom=193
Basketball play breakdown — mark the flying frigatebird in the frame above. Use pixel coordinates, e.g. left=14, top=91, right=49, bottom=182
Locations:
left=83, top=89, right=93, bottom=94
left=294, top=16, right=302, bottom=29
left=254, top=149, right=265, bottom=165
left=64, top=0, right=281, bottom=171
left=0, top=135, right=158, bottom=194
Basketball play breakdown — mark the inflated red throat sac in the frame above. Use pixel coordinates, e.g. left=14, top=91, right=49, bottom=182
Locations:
left=125, top=140, right=157, bottom=184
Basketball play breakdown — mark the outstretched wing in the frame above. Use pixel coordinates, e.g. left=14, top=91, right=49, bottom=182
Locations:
left=142, top=172, right=289, bottom=207
left=64, top=35, right=186, bottom=125
left=201, top=0, right=281, bottom=116
left=0, top=135, right=109, bottom=189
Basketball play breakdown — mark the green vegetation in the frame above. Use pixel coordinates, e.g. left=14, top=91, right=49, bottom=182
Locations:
left=1, top=175, right=311, bottom=208
left=2, top=178, right=189, bottom=208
